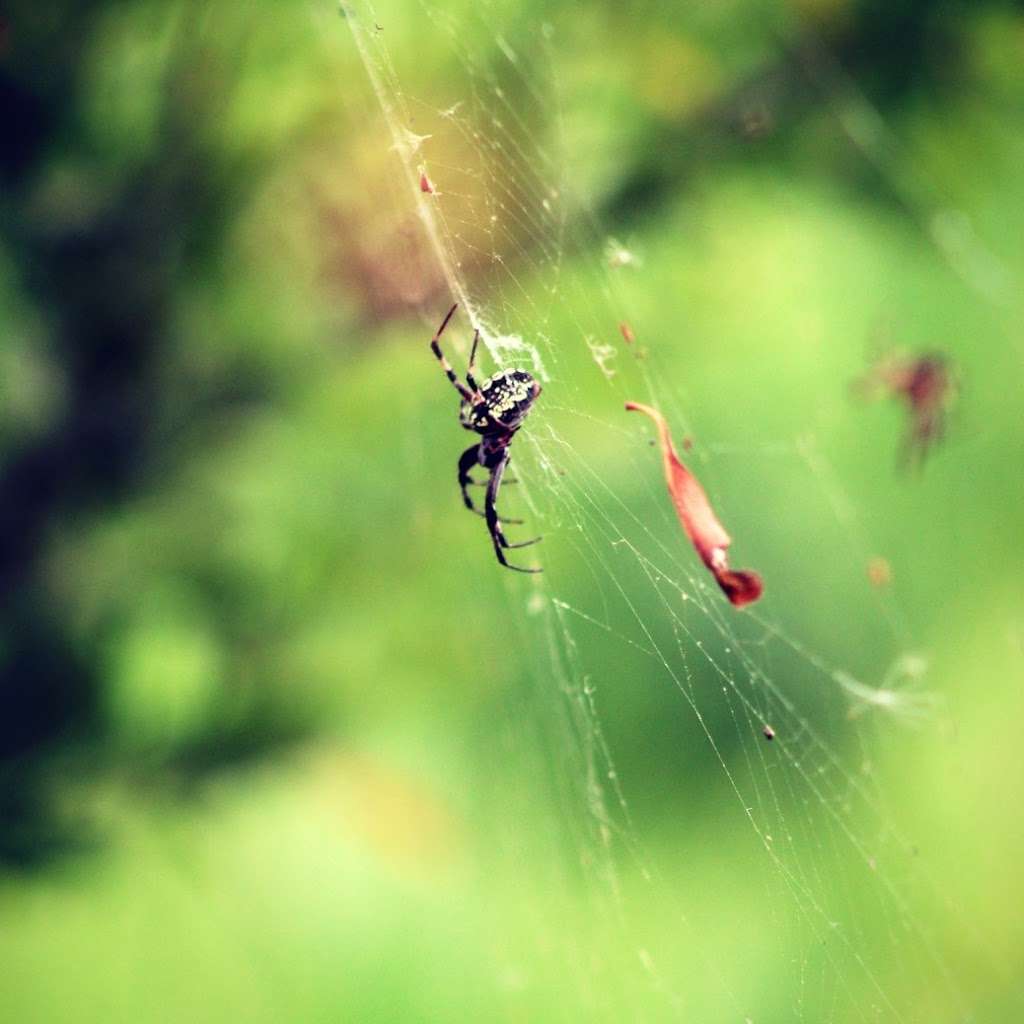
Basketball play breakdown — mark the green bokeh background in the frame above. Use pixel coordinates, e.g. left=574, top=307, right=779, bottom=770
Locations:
left=1, top=1, right=1023, bottom=1021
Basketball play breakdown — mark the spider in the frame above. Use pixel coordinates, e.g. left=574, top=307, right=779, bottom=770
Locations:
left=429, top=303, right=543, bottom=573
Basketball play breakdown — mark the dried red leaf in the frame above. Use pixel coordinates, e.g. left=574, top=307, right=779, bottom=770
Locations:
left=626, top=401, right=763, bottom=608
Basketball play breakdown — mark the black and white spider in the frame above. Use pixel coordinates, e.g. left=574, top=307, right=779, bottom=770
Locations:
left=430, top=303, right=543, bottom=573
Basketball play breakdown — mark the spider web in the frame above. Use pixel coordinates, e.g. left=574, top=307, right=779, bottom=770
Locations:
left=343, top=3, right=1019, bottom=1020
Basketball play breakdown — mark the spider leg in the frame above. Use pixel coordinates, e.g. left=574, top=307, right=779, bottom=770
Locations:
left=430, top=304, right=474, bottom=401
left=502, top=536, right=542, bottom=549
left=485, top=451, right=542, bottom=573
left=469, top=508, right=525, bottom=524
left=466, top=329, right=481, bottom=391
left=460, top=444, right=524, bottom=522
left=458, top=444, right=484, bottom=514
left=469, top=508, right=525, bottom=525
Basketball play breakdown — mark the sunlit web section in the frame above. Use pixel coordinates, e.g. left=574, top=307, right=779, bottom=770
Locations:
left=343, top=3, right=994, bottom=1020
left=345, top=0, right=571, bottom=382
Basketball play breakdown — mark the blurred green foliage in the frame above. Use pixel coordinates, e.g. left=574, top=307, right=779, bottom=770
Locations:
left=1, top=0, right=1023, bottom=1020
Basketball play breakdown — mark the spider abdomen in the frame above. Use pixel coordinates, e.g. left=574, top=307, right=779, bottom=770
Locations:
left=478, top=370, right=541, bottom=430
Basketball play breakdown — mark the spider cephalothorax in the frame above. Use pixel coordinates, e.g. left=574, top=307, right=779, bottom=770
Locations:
left=430, top=304, right=542, bottom=573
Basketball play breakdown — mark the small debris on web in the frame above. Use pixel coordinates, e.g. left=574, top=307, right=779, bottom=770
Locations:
left=606, top=237, right=641, bottom=269
left=486, top=328, right=550, bottom=383
left=617, top=320, right=648, bottom=358
left=392, top=127, right=432, bottom=160
left=762, top=724, right=775, bottom=741
left=586, top=335, right=618, bottom=380
left=867, top=556, right=892, bottom=588
left=854, top=349, right=956, bottom=468
left=625, top=401, right=764, bottom=608
left=835, top=654, right=939, bottom=726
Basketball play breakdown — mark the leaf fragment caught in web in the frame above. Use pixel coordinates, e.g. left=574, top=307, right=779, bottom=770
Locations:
left=625, top=401, right=764, bottom=608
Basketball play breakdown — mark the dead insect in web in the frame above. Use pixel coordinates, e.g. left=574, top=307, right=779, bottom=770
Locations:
left=625, top=401, right=763, bottom=608
left=854, top=350, right=956, bottom=468
left=762, top=724, right=775, bottom=741
left=430, top=304, right=543, bottom=573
